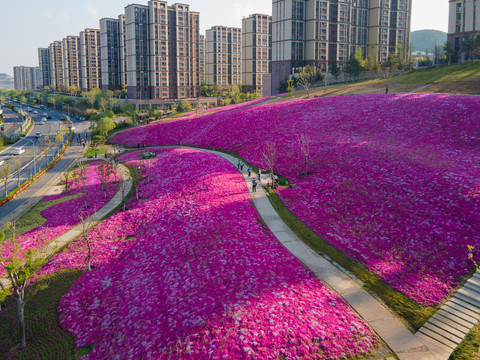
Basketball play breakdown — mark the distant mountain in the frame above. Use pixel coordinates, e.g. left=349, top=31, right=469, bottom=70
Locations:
left=0, top=73, right=14, bottom=90
left=411, top=30, right=448, bottom=53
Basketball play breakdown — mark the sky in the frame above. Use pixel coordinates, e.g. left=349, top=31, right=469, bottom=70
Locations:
left=0, top=0, right=448, bottom=76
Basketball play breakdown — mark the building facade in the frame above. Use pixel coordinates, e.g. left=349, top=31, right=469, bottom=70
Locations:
left=100, top=16, right=126, bottom=92
left=13, top=66, right=39, bottom=90
left=206, top=26, right=242, bottom=88
left=38, top=48, right=52, bottom=89
left=199, top=34, right=206, bottom=84
left=448, top=0, right=480, bottom=60
left=271, top=0, right=411, bottom=94
left=49, top=41, right=64, bottom=90
left=62, top=36, right=81, bottom=89
left=124, top=1, right=200, bottom=101
left=80, top=29, right=102, bottom=91
left=242, top=14, right=272, bottom=95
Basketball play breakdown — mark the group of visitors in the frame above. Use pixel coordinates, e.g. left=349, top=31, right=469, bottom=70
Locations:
left=236, top=159, right=264, bottom=193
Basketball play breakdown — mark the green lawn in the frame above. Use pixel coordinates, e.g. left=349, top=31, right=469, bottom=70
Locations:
left=0, top=270, right=85, bottom=360
left=391, top=61, right=480, bottom=84
left=83, top=148, right=106, bottom=158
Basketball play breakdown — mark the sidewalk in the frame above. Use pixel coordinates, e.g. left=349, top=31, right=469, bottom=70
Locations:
left=0, top=140, right=86, bottom=226
left=0, top=164, right=132, bottom=290
left=199, top=148, right=449, bottom=360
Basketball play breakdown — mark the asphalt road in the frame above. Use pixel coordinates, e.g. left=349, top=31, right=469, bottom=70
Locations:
left=0, top=105, right=90, bottom=198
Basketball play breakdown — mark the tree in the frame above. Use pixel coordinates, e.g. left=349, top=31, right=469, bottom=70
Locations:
left=0, top=222, right=47, bottom=350
left=175, top=101, right=192, bottom=113
left=1, top=164, right=11, bottom=198
left=97, top=117, right=115, bottom=137
left=78, top=211, right=96, bottom=271
left=76, top=161, right=89, bottom=210
left=287, top=79, right=295, bottom=93
left=443, top=41, right=454, bottom=64
left=298, top=133, right=311, bottom=176
left=39, top=136, right=52, bottom=169
left=345, top=54, right=363, bottom=80
left=261, top=141, right=277, bottom=189
left=98, top=163, right=114, bottom=199
left=298, top=65, right=316, bottom=97
left=329, top=60, right=341, bottom=81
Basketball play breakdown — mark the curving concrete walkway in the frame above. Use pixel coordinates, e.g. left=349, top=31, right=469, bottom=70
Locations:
left=0, top=163, right=132, bottom=290
left=198, top=148, right=450, bottom=360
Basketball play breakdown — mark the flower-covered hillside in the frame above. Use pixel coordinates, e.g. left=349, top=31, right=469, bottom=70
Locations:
left=0, top=162, right=119, bottom=277
left=57, top=148, right=377, bottom=360
left=112, top=94, right=480, bottom=305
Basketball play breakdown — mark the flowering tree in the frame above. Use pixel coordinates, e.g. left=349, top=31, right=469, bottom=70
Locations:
left=298, top=65, right=315, bottom=97
left=79, top=211, right=96, bottom=272
left=0, top=222, right=46, bottom=350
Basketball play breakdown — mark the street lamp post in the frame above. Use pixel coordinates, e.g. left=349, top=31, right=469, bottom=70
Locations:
left=23, top=138, right=37, bottom=175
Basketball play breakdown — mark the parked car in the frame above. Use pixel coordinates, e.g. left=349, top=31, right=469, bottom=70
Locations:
left=43, top=113, right=48, bottom=116
left=69, top=126, right=75, bottom=131
left=47, top=115, right=52, bottom=120
left=33, top=110, right=38, bottom=114
left=79, top=117, right=86, bottom=121
left=12, top=148, right=25, bottom=155
left=35, top=132, right=43, bottom=138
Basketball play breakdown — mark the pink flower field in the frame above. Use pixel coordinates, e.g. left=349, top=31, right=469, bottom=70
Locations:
left=112, top=93, right=480, bottom=305
left=0, top=162, right=119, bottom=277
left=51, top=148, right=377, bottom=359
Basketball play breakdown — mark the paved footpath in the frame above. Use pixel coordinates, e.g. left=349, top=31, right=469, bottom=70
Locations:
left=0, top=163, right=132, bottom=290
left=199, top=148, right=451, bottom=360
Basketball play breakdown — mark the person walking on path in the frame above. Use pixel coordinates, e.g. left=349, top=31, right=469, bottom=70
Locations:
left=237, top=160, right=240, bottom=169
left=385, top=85, right=389, bottom=94
left=240, top=162, right=244, bottom=171
left=247, top=167, right=251, bottom=177
left=257, top=169, right=261, bottom=181
left=252, top=179, right=257, bottom=192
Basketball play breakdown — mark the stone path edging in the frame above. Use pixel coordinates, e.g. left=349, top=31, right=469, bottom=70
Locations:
left=197, top=147, right=450, bottom=360
left=0, top=163, right=132, bottom=290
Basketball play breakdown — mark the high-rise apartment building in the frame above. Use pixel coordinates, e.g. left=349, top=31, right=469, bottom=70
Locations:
left=448, top=0, right=480, bottom=60
left=199, top=34, right=206, bottom=85
left=100, top=16, right=126, bottom=92
left=62, top=36, right=81, bottom=88
left=13, top=66, right=39, bottom=90
left=80, top=29, right=102, bottom=91
left=206, top=26, right=242, bottom=88
left=49, top=41, right=64, bottom=90
left=271, top=0, right=411, bottom=94
left=38, top=48, right=52, bottom=89
left=242, top=14, right=272, bottom=95
left=124, top=1, right=200, bottom=101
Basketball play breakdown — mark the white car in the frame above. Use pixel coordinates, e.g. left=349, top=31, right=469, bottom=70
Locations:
left=12, top=148, right=25, bottom=155
left=69, top=126, right=76, bottom=131
left=43, top=113, right=48, bottom=116
left=0, top=160, right=4, bottom=166
left=35, top=132, right=43, bottom=138
left=33, top=110, right=38, bottom=114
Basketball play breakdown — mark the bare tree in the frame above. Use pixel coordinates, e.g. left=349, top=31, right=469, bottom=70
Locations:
left=76, top=161, right=89, bottom=209
left=298, top=133, right=311, bottom=176
left=0, top=222, right=47, bottom=350
left=261, top=141, right=277, bottom=189
left=1, top=164, right=11, bottom=198
left=39, top=136, right=52, bottom=169
left=98, top=162, right=114, bottom=199
left=78, top=211, right=96, bottom=271
left=131, top=165, right=144, bottom=200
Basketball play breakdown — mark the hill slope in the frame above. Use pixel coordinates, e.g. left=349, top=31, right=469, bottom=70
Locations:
left=411, top=29, right=447, bottom=52
left=112, top=93, right=480, bottom=306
